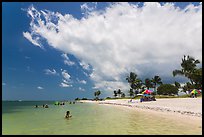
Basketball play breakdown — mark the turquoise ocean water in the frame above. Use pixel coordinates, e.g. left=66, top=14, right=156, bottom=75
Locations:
left=2, top=101, right=201, bottom=135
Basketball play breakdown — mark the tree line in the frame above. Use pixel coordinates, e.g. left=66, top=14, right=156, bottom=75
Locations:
left=92, top=55, right=202, bottom=99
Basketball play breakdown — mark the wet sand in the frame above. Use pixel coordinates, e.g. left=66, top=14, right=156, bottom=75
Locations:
left=80, top=98, right=202, bottom=129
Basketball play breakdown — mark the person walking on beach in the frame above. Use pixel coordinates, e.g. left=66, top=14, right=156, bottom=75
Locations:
left=191, top=93, right=195, bottom=98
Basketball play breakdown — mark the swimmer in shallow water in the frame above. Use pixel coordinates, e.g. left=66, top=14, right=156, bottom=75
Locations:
left=65, top=111, right=72, bottom=119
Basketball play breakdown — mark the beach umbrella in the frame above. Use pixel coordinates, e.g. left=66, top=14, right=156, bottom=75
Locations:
left=144, top=89, right=153, bottom=94
left=143, top=89, right=149, bottom=94
left=191, top=89, right=198, bottom=94
left=148, top=90, right=153, bottom=93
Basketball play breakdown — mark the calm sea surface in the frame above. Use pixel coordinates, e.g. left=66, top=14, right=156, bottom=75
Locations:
left=2, top=101, right=201, bottom=135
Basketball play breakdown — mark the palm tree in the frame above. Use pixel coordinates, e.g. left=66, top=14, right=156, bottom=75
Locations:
left=94, top=92, right=97, bottom=98
left=173, top=55, right=201, bottom=86
left=129, top=88, right=134, bottom=98
left=97, top=90, right=101, bottom=97
left=126, top=72, right=137, bottom=90
left=174, top=81, right=181, bottom=89
left=126, top=72, right=142, bottom=93
left=113, top=90, right=117, bottom=98
left=190, top=68, right=202, bottom=89
left=121, top=92, right=125, bottom=98
left=151, top=75, right=162, bottom=94
left=117, top=89, right=122, bottom=98
left=135, top=79, right=143, bottom=94
left=144, top=78, right=153, bottom=90
left=182, top=82, right=194, bottom=93
left=94, top=90, right=101, bottom=100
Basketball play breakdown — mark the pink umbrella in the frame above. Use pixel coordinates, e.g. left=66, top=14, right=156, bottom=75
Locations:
left=144, top=89, right=153, bottom=94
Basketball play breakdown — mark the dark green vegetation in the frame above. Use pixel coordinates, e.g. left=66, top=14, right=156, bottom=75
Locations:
left=157, top=84, right=178, bottom=95
left=173, top=55, right=202, bottom=91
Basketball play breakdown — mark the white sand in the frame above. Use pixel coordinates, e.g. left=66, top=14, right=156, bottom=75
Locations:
left=80, top=98, right=202, bottom=117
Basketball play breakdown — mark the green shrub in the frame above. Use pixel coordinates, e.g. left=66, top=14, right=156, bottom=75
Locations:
left=157, top=84, right=178, bottom=95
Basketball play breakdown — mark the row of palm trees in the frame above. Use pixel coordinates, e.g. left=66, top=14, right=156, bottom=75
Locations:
left=124, top=55, right=202, bottom=97
left=126, top=72, right=163, bottom=96
left=113, top=89, right=125, bottom=98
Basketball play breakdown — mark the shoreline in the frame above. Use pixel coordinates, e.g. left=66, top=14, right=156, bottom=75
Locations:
left=79, top=98, right=202, bottom=118
left=80, top=98, right=202, bottom=130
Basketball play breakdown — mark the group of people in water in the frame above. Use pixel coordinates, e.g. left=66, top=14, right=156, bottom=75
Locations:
left=35, top=104, right=49, bottom=108
left=34, top=102, right=73, bottom=120
left=54, top=101, right=76, bottom=105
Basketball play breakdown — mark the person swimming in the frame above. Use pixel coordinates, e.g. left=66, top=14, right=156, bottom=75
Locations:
left=44, top=104, right=49, bottom=108
left=65, top=111, right=72, bottom=119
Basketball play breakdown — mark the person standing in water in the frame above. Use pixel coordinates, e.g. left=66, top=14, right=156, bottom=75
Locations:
left=65, top=111, right=72, bottom=119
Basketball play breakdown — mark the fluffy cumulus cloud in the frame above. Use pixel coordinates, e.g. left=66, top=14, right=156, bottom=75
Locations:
left=23, top=2, right=202, bottom=92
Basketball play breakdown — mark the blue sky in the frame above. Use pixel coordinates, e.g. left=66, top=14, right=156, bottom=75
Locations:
left=2, top=2, right=202, bottom=100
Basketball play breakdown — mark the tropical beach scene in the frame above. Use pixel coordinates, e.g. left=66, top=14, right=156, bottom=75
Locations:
left=2, top=2, right=202, bottom=135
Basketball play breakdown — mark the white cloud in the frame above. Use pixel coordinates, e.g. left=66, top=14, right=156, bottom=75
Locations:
left=24, top=3, right=202, bottom=91
left=77, top=78, right=87, bottom=84
left=81, top=2, right=97, bottom=16
left=61, top=70, right=71, bottom=80
left=79, top=87, right=85, bottom=91
left=37, top=86, right=44, bottom=89
left=79, top=60, right=90, bottom=70
left=23, top=32, right=42, bottom=48
left=92, top=80, right=130, bottom=92
left=44, top=69, right=59, bottom=75
left=61, top=53, right=75, bottom=66
left=59, top=82, right=72, bottom=88
left=80, top=80, right=87, bottom=84
left=2, top=82, right=6, bottom=86
left=25, top=56, right=31, bottom=59
left=62, top=79, right=69, bottom=84
left=83, top=71, right=89, bottom=77
left=59, top=69, right=72, bottom=88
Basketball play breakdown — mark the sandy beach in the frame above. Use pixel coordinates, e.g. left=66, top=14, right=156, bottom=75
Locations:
left=80, top=98, right=202, bottom=128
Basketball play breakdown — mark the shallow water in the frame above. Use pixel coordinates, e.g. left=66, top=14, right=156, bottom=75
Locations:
left=2, top=101, right=202, bottom=135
